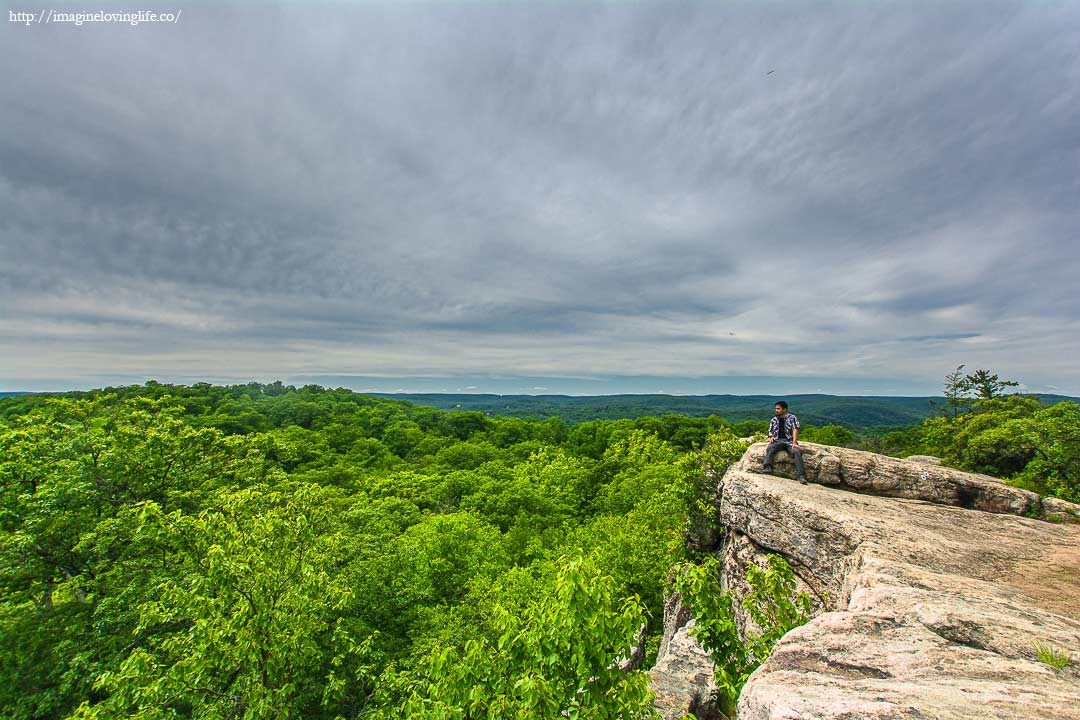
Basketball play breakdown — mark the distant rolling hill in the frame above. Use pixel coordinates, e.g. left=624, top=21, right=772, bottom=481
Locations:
left=373, top=392, right=1080, bottom=429
left=371, top=393, right=944, bottom=428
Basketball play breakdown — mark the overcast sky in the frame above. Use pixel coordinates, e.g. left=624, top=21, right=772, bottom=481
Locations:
left=2, top=0, right=1079, bottom=395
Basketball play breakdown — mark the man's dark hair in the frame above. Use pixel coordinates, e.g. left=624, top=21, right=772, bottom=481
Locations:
left=775, top=400, right=788, bottom=409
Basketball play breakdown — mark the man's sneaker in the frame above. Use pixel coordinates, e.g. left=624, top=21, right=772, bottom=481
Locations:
left=763, top=466, right=773, bottom=474
left=798, top=476, right=807, bottom=484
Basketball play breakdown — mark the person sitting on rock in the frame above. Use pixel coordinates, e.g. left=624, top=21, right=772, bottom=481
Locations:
left=763, top=400, right=807, bottom=483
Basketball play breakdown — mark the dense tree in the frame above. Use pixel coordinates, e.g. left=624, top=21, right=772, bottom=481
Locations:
left=0, top=396, right=248, bottom=719
left=1012, top=402, right=1080, bottom=501
left=377, top=558, right=658, bottom=720
left=799, top=425, right=854, bottom=446
left=72, top=485, right=376, bottom=720
left=0, top=386, right=721, bottom=718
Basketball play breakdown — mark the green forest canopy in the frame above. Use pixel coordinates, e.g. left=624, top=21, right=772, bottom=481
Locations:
left=1, top=382, right=751, bottom=719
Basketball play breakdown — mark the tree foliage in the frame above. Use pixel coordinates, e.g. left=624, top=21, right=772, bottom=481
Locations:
left=0, top=384, right=726, bottom=719
left=377, top=558, right=658, bottom=720
left=962, top=369, right=1019, bottom=400
left=673, top=555, right=812, bottom=717
left=73, top=486, right=375, bottom=720
left=886, top=368, right=1080, bottom=502
left=933, top=364, right=972, bottom=420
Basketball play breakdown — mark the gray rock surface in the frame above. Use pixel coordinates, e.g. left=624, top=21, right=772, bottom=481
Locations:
left=650, top=443, right=1080, bottom=720
left=649, top=590, right=723, bottom=720
left=1043, top=496, right=1080, bottom=524
left=904, top=455, right=943, bottom=465
left=729, top=471, right=1080, bottom=719
left=741, top=441, right=1075, bottom=521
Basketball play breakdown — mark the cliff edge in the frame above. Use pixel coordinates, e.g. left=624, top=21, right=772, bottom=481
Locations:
left=651, top=442, right=1080, bottom=720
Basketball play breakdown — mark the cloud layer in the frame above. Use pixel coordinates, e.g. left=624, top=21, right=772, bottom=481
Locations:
left=2, top=1, right=1079, bottom=394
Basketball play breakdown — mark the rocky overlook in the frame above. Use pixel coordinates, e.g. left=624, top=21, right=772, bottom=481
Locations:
left=651, top=442, right=1080, bottom=720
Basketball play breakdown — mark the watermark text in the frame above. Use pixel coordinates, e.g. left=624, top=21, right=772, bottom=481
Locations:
left=9, top=9, right=182, bottom=26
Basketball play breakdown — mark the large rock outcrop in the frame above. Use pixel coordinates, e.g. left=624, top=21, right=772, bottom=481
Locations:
left=650, top=442, right=1080, bottom=720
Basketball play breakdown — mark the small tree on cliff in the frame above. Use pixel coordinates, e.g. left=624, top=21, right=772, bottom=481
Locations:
left=934, top=366, right=1019, bottom=419
left=935, top=364, right=971, bottom=420
left=963, top=368, right=1019, bottom=400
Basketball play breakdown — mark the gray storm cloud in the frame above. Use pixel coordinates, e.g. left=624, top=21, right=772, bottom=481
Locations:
left=1, top=0, right=1079, bottom=393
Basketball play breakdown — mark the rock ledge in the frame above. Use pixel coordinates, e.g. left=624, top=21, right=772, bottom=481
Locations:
left=651, top=443, right=1080, bottom=720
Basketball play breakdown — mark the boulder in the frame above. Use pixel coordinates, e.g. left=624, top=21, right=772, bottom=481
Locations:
left=649, top=589, right=723, bottom=720
left=739, top=441, right=1076, bottom=521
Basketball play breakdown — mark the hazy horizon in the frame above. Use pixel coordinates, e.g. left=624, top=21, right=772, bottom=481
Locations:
left=8, top=373, right=1075, bottom=400
left=4, top=1, right=1079, bottom=395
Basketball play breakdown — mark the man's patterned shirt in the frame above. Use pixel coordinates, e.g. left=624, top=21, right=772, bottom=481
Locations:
left=768, top=413, right=801, bottom=442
